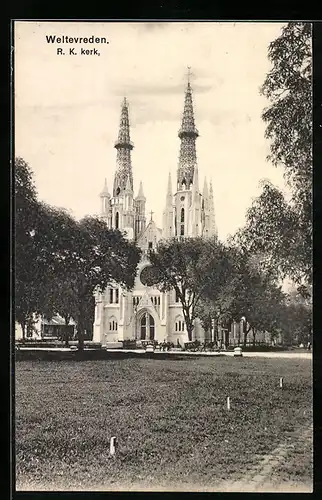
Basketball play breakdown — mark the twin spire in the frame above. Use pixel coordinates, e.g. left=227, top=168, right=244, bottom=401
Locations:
left=102, top=69, right=217, bottom=237
left=112, top=69, right=198, bottom=199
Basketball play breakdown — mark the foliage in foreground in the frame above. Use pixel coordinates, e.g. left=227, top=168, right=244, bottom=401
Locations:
left=15, top=157, right=141, bottom=348
left=235, top=23, right=312, bottom=291
left=148, top=237, right=235, bottom=341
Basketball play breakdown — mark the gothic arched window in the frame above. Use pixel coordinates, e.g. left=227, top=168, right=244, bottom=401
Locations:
left=140, top=313, right=155, bottom=340
left=140, top=314, right=147, bottom=340
left=180, top=208, right=185, bottom=236
left=150, top=315, right=155, bottom=340
left=109, top=317, right=118, bottom=331
left=175, top=318, right=185, bottom=333
left=116, top=187, right=120, bottom=196
left=115, top=212, right=119, bottom=229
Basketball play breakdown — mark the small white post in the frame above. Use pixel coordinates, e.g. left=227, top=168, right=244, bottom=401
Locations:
left=227, top=396, right=230, bottom=410
left=110, top=436, right=117, bottom=456
left=280, top=377, right=283, bottom=388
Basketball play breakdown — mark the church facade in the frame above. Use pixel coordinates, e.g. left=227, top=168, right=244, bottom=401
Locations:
left=93, top=78, right=218, bottom=347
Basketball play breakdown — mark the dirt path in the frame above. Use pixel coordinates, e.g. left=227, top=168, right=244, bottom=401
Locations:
left=220, top=424, right=313, bottom=492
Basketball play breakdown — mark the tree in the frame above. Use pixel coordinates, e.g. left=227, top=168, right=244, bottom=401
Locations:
left=195, top=295, right=233, bottom=345
left=261, top=22, right=312, bottom=205
left=195, top=251, right=240, bottom=345
left=148, top=237, right=234, bottom=342
left=65, top=217, right=141, bottom=350
left=42, top=279, right=78, bottom=346
left=278, top=288, right=312, bottom=345
left=227, top=251, right=286, bottom=346
left=82, top=293, right=95, bottom=340
left=36, top=210, right=141, bottom=350
left=15, top=157, right=42, bottom=338
left=199, top=246, right=286, bottom=347
left=34, top=204, right=80, bottom=346
left=234, top=182, right=311, bottom=285
left=15, top=160, right=141, bottom=348
left=239, top=23, right=312, bottom=290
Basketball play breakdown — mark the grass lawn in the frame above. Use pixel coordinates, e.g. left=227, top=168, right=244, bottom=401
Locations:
left=15, top=355, right=313, bottom=491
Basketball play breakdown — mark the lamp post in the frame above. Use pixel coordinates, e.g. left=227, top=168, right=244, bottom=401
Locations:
left=133, top=301, right=139, bottom=342
left=240, top=316, right=246, bottom=346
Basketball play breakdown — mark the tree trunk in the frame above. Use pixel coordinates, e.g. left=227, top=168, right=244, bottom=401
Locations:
left=217, top=316, right=221, bottom=346
left=252, top=328, right=257, bottom=347
left=182, top=307, right=193, bottom=342
left=77, top=308, right=85, bottom=351
left=185, top=317, right=193, bottom=342
left=21, top=321, right=26, bottom=341
left=64, top=316, right=70, bottom=347
left=244, top=326, right=252, bottom=347
left=77, top=319, right=85, bottom=351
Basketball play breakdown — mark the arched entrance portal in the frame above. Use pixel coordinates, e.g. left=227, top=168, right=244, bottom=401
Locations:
left=140, top=312, right=155, bottom=341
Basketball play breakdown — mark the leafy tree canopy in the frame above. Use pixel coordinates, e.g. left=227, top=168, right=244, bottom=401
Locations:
left=149, top=237, right=234, bottom=341
left=15, top=157, right=142, bottom=346
left=261, top=22, right=312, bottom=207
left=234, top=23, right=312, bottom=291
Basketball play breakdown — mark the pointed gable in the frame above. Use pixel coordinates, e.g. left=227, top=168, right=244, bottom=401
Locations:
left=137, top=219, right=162, bottom=251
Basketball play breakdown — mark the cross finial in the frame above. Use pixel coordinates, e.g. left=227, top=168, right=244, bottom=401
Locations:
left=186, top=66, right=193, bottom=84
left=150, top=210, right=154, bottom=221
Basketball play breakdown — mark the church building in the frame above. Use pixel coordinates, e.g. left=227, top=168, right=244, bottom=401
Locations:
left=93, top=75, right=218, bottom=346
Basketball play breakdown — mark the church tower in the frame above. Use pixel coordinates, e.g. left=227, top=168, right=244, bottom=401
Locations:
left=113, top=97, right=134, bottom=196
left=176, top=72, right=199, bottom=192
left=169, top=69, right=203, bottom=238
left=162, top=69, right=217, bottom=240
left=100, top=97, right=138, bottom=240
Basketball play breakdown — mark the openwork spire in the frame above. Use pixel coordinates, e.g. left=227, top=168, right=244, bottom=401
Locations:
left=113, top=97, right=134, bottom=197
left=177, top=68, right=199, bottom=190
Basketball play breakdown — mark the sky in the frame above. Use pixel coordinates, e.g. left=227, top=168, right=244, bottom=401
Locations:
left=15, top=21, right=288, bottom=241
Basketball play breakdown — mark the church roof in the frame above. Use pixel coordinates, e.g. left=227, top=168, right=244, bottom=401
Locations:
left=137, top=218, right=162, bottom=243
